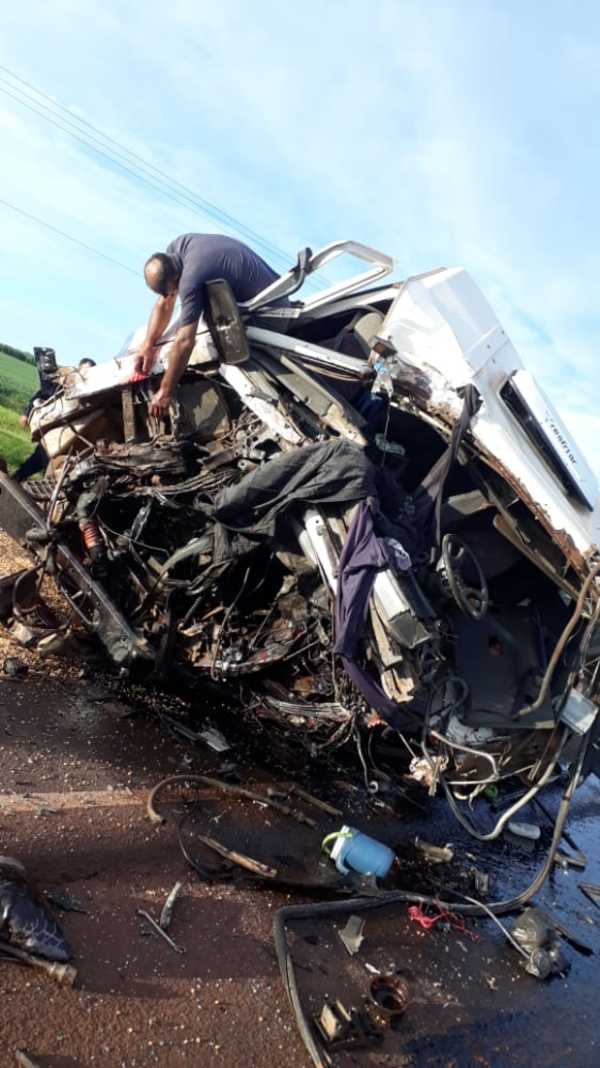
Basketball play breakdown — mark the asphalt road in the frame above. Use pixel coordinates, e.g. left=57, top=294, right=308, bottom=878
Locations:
left=1, top=658, right=600, bottom=1068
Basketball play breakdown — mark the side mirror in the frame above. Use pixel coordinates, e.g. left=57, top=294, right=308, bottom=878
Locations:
left=204, top=279, right=250, bottom=365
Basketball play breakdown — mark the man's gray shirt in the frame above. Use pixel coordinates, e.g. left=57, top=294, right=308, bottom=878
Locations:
left=166, top=233, right=279, bottom=327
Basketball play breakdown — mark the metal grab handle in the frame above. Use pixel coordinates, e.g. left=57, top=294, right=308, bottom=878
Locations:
left=243, top=239, right=394, bottom=313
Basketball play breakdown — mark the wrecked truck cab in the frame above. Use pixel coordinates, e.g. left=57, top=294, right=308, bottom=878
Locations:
left=2, top=238, right=600, bottom=831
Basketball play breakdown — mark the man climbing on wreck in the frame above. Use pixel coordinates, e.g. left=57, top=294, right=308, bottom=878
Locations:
left=137, top=233, right=280, bottom=416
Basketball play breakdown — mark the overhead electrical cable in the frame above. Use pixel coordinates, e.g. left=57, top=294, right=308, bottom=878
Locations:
left=0, top=195, right=140, bottom=276
left=0, top=64, right=320, bottom=285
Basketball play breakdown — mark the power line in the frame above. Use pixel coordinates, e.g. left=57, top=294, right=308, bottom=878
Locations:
left=0, top=63, right=302, bottom=276
left=0, top=195, right=140, bottom=276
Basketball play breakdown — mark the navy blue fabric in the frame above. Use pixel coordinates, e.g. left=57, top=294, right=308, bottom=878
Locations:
left=334, top=500, right=421, bottom=728
left=166, top=233, right=279, bottom=327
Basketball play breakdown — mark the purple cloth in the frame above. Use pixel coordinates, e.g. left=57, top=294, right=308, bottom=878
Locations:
left=334, top=500, right=417, bottom=727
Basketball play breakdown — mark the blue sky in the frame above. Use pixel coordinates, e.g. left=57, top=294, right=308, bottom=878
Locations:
left=1, top=1, right=600, bottom=461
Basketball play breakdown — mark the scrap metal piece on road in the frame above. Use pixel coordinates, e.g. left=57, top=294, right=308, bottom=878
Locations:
left=136, top=908, right=185, bottom=955
left=338, top=915, right=365, bottom=956
left=159, top=881, right=183, bottom=931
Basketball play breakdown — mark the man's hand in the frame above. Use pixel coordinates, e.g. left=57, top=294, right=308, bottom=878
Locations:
left=142, top=347, right=158, bottom=375
left=19, top=415, right=28, bottom=430
left=134, top=344, right=155, bottom=375
left=136, top=293, right=177, bottom=374
left=149, top=384, right=173, bottom=418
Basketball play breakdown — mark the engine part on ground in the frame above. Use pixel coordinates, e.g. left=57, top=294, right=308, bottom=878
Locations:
left=509, top=907, right=570, bottom=979
left=471, top=868, right=490, bottom=896
left=369, top=973, right=410, bottom=1016
left=273, top=735, right=587, bottom=1068
left=313, top=999, right=382, bottom=1053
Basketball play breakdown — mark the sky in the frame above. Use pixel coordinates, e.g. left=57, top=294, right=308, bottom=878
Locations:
left=1, top=1, right=600, bottom=463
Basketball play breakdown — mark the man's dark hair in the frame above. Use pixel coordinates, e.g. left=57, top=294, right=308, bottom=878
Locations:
left=144, top=252, right=180, bottom=296
left=79, top=358, right=96, bottom=368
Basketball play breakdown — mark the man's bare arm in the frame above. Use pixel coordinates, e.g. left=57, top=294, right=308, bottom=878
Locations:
left=137, top=293, right=177, bottom=373
left=149, top=322, right=198, bottom=416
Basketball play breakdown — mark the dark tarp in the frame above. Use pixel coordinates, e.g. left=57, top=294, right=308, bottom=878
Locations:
left=209, top=439, right=415, bottom=562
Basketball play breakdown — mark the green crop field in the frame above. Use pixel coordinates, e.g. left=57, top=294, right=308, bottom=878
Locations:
left=0, top=403, right=32, bottom=470
left=0, top=350, right=38, bottom=472
left=0, top=350, right=37, bottom=411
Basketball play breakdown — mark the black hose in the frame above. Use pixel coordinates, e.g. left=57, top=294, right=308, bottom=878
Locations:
left=517, top=560, right=600, bottom=718
left=273, top=732, right=589, bottom=1068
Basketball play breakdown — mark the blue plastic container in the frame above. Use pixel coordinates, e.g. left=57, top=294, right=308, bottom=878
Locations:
left=323, top=825, right=395, bottom=879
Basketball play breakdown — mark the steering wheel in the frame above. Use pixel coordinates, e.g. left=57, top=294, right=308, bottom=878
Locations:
left=440, top=533, right=489, bottom=621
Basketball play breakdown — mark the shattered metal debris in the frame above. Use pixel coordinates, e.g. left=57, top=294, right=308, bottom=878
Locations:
left=7, top=621, right=37, bottom=649
left=510, top=907, right=569, bottom=979
left=159, top=881, right=183, bottom=931
left=553, top=849, right=587, bottom=871
left=338, top=915, right=365, bottom=956
left=36, top=630, right=78, bottom=658
left=0, top=857, right=72, bottom=961
left=137, top=908, right=185, bottom=955
left=314, top=1000, right=383, bottom=1052
left=2, top=238, right=600, bottom=860
left=470, top=868, right=490, bottom=896
left=414, top=838, right=454, bottom=864
left=198, top=727, right=231, bottom=752
left=2, top=658, right=28, bottom=678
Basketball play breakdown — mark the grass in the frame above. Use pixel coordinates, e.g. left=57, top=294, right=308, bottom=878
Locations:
left=0, top=403, right=32, bottom=471
left=0, top=350, right=38, bottom=412
left=0, top=353, right=39, bottom=472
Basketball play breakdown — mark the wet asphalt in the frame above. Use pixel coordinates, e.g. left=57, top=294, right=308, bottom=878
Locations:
left=1, top=660, right=600, bottom=1067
